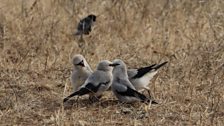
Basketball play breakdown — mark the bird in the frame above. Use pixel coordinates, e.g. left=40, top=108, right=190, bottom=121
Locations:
left=127, top=61, right=168, bottom=96
left=74, top=14, right=96, bottom=39
left=70, top=55, right=167, bottom=94
left=64, top=60, right=113, bottom=103
left=110, top=59, right=158, bottom=104
left=70, top=54, right=93, bottom=92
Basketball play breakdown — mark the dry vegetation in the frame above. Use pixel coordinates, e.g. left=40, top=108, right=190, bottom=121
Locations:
left=0, top=0, right=224, bottom=125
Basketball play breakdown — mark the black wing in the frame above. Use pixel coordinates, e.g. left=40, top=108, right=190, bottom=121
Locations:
left=64, top=81, right=110, bottom=102
left=63, top=87, right=91, bottom=102
left=85, top=82, right=101, bottom=92
left=85, top=81, right=110, bottom=92
left=153, top=61, right=168, bottom=70
left=63, top=82, right=98, bottom=102
left=116, top=86, right=147, bottom=101
left=132, top=61, right=168, bottom=79
left=116, top=86, right=158, bottom=104
left=132, top=64, right=156, bottom=79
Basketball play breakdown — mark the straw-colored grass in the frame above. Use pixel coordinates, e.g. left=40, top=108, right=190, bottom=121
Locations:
left=0, top=0, right=224, bottom=125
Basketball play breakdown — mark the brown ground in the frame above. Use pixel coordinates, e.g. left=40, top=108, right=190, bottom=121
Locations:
left=0, top=0, right=224, bottom=125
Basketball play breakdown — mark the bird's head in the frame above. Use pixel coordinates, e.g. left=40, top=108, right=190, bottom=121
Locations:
left=88, top=14, right=96, bottom=22
left=72, top=54, right=85, bottom=68
left=97, top=60, right=113, bottom=72
left=109, top=59, right=128, bottom=77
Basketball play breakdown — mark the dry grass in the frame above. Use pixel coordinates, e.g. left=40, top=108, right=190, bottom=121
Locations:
left=0, top=0, right=224, bottom=125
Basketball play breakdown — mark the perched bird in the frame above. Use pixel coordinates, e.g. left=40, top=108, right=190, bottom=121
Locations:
left=75, top=14, right=96, bottom=39
left=64, top=60, right=113, bottom=102
left=127, top=61, right=168, bottom=96
left=71, top=54, right=93, bottom=92
left=110, top=59, right=157, bottom=103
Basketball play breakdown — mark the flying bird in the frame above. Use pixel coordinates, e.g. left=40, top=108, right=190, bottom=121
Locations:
left=110, top=59, right=158, bottom=104
left=64, top=60, right=113, bottom=103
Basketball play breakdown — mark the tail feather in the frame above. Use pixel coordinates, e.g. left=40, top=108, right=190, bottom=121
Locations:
left=153, top=61, right=168, bottom=70
left=133, top=89, right=158, bottom=104
left=133, top=90, right=158, bottom=104
left=146, top=99, right=158, bottom=104
left=63, top=88, right=90, bottom=102
left=132, top=89, right=148, bottom=101
left=132, top=64, right=157, bottom=79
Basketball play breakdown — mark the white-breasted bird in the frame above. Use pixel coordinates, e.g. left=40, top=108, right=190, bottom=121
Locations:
left=127, top=61, right=168, bottom=95
left=110, top=59, right=157, bottom=103
left=71, top=54, right=93, bottom=92
left=71, top=55, right=167, bottom=95
left=64, top=60, right=113, bottom=102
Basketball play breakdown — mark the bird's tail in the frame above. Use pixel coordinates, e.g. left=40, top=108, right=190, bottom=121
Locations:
left=145, top=64, right=157, bottom=70
left=153, top=61, right=168, bottom=70
left=132, top=89, right=153, bottom=103
left=146, top=99, right=158, bottom=104
left=133, top=90, right=158, bottom=104
left=63, top=87, right=90, bottom=102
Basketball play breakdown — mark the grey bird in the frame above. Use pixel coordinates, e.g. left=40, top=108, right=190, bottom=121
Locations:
left=64, top=60, right=113, bottom=102
left=75, top=14, right=96, bottom=39
left=110, top=59, right=158, bottom=103
left=71, top=54, right=93, bottom=92
left=127, top=61, right=168, bottom=95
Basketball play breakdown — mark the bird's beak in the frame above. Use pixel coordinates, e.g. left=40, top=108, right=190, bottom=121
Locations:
left=76, top=60, right=85, bottom=67
left=109, top=63, right=119, bottom=67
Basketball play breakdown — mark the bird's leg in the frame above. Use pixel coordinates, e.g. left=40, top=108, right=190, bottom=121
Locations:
left=147, top=90, right=152, bottom=99
left=80, top=34, right=84, bottom=42
left=144, top=87, right=152, bottom=99
left=89, top=95, right=100, bottom=103
left=96, top=95, right=103, bottom=99
left=74, top=96, right=80, bottom=107
left=93, top=95, right=100, bottom=102
left=75, top=96, right=80, bottom=102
